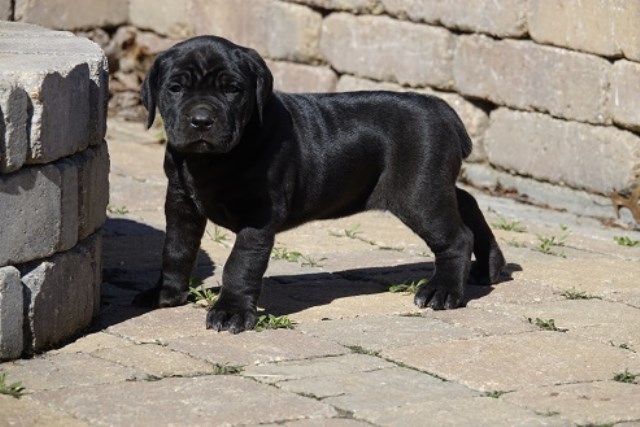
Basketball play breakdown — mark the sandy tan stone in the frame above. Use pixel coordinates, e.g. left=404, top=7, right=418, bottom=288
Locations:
left=0, top=395, right=89, bottom=427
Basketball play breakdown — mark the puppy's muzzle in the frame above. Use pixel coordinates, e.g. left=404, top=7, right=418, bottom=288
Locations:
left=189, top=106, right=215, bottom=131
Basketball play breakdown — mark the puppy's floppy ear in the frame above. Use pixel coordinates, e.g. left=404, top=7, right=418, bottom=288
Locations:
left=140, top=53, right=164, bottom=129
left=242, top=48, right=273, bottom=126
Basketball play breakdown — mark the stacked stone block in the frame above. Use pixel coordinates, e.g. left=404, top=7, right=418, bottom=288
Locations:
left=0, top=22, right=109, bottom=359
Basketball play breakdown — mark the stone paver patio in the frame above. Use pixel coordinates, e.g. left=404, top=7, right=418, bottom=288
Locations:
left=1, top=119, right=639, bottom=426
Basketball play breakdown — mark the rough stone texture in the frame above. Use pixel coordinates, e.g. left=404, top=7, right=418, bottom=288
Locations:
left=383, top=332, right=640, bottom=391
left=383, top=0, right=529, bottom=37
left=14, top=0, right=128, bottom=30
left=20, top=235, right=100, bottom=353
left=0, top=266, right=23, bottom=360
left=53, top=159, right=79, bottom=252
left=528, top=0, right=640, bottom=62
left=611, top=59, right=640, bottom=132
left=0, top=81, right=29, bottom=173
left=361, top=397, right=571, bottom=427
left=76, top=143, right=109, bottom=239
left=0, top=395, right=89, bottom=427
left=485, top=108, right=640, bottom=195
left=32, top=376, right=336, bottom=425
left=454, top=35, right=611, bottom=125
left=0, top=0, right=11, bottom=20
left=191, top=0, right=323, bottom=63
left=0, top=164, right=65, bottom=265
left=336, top=75, right=488, bottom=162
left=504, top=382, right=640, bottom=426
left=129, top=0, right=192, bottom=38
left=322, top=13, right=454, bottom=89
left=0, top=33, right=108, bottom=163
left=291, top=0, right=382, bottom=13
left=266, top=60, right=337, bottom=93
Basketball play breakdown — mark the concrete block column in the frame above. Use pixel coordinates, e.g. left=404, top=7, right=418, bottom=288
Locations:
left=0, top=22, right=109, bottom=359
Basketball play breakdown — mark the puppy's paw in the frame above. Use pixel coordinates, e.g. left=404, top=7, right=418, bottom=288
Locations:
left=132, top=285, right=188, bottom=308
left=414, top=280, right=464, bottom=310
left=206, top=296, right=257, bottom=334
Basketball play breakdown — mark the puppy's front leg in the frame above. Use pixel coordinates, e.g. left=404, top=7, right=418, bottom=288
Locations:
left=133, top=184, right=206, bottom=308
left=206, top=227, right=274, bottom=334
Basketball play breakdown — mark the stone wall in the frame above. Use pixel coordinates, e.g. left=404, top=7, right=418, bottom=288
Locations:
left=0, top=22, right=109, bottom=359
left=5, top=1, right=640, bottom=222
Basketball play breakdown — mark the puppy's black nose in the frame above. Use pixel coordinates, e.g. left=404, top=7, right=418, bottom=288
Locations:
left=190, top=109, right=214, bottom=130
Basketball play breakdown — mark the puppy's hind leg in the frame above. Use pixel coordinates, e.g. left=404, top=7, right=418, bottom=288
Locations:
left=393, top=188, right=473, bottom=310
left=456, top=188, right=506, bottom=285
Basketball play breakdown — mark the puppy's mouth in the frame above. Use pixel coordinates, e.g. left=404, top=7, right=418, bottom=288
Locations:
left=182, top=136, right=232, bottom=154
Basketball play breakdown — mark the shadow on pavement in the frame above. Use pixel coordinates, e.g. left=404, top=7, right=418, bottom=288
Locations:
left=92, top=217, right=215, bottom=330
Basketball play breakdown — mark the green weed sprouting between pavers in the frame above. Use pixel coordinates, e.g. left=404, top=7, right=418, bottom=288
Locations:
left=560, top=287, right=600, bottom=300
left=527, top=317, right=568, bottom=332
left=612, top=369, right=637, bottom=384
left=212, top=363, right=243, bottom=375
left=492, top=217, right=527, bottom=233
left=483, top=390, right=508, bottom=399
left=188, top=277, right=218, bottom=308
left=0, top=371, right=26, bottom=399
left=271, top=247, right=326, bottom=267
left=254, top=314, right=297, bottom=332
left=534, top=234, right=567, bottom=258
left=613, top=236, right=640, bottom=247
left=207, top=225, right=230, bottom=247
left=106, top=205, right=129, bottom=215
left=388, top=279, right=428, bottom=294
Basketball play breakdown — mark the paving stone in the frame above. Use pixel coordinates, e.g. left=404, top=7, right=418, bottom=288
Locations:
left=504, top=381, right=640, bottom=426
left=360, top=396, right=570, bottom=427
left=129, top=0, right=193, bottom=38
left=488, top=299, right=640, bottom=351
left=20, top=238, right=97, bottom=353
left=322, top=13, right=454, bottom=89
left=454, top=35, right=611, bottom=124
left=191, top=0, right=323, bottom=63
left=0, top=81, right=29, bottom=173
left=33, top=376, right=336, bottom=425
left=299, top=315, right=478, bottom=352
left=0, top=164, right=62, bottom=265
left=485, top=108, right=640, bottom=195
left=106, top=305, right=208, bottom=344
left=611, top=59, right=640, bottom=132
left=168, top=329, right=348, bottom=366
left=382, top=0, right=528, bottom=37
left=1, top=352, right=139, bottom=391
left=92, top=343, right=215, bottom=378
left=279, top=366, right=478, bottom=413
left=258, top=419, right=371, bottom=427
left=464, top=279, right=565, bottom=308
left=267, top=60, right=337, bottom=93
left=427, top=306, right=539, bottom=336
left=383, top=332, right=640, bottom=391
left=14, top=0, right=128, bottom=29
left=528, top=0, right=640, bottom=62
left=336, top=75, right=489, bottom=162
left=243, top=353, right=395, bottom=384
left=0, top=395, right=89, bottom=427
left=76, top=142, right=109, bottom=239
left=0, top=266, right=23, bottom=360
left=51, top=332, right=132, bottom=355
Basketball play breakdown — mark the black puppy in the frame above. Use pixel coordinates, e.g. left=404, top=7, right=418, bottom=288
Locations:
left=133, top=35, right=506, bottom=333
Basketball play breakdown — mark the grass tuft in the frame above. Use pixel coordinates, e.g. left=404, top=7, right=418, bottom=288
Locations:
left=188, top=277, right=218, bottom=308
left=612, top=369, right=637, bottom=384
left=527, top=317, right=568, bottom=332
left=254, top=314, right=296, bottom=332
left=388, top=279, right=427, bottom=294
left=492, top=217, right=527, bottom=232
left=613, top=236, right=640, bottom=247
left=212, top=363, right=243, bottom=375
left=0, top=371, right=26, bottom=399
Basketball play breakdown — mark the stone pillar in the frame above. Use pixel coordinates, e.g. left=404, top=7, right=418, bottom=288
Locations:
left=0, top=21, right=109, bottom=359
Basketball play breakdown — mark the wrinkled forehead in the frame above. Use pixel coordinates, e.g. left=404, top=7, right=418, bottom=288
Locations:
left=164, top=43, right=248, bottom=81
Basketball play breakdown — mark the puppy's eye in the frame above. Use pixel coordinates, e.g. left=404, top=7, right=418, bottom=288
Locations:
left=223, top=85, right=242, bottom=94
left=168, top=83, right=183, bottom=93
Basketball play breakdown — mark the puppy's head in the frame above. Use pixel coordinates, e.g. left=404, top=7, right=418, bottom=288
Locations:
left=141, top=36, right=273, bottom=154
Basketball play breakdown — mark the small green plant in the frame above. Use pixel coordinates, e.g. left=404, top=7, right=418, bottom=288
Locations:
left=107, top=205, right=129, bottom=215
left=388, top=279, right=427, bottom=294
left=399, top=312, right=422, bottom=317
left=299, top=255, right=327, bottom=268
left=483, top=390, right=507, bottom=398
left=505, top=239, right=528, bottom=248
left=609, top=341, right=632, bottom=351
left=188, top=277, right=218, bottom=308
left=207, top=225, right=230, bottom=247
left=527, top=317, right=567, bottom=332
left=344, top=224, right=362, bottom=239
left=346, top=345, right=381, bottom=357
left=271, top=247, right=303, bottom=263
left=534, top=234, right=567, bottom=258
left=0, top=371, right=26, bottom=398
left=492, top=217, right=527, bottom=233
left=613, top=236, right=640, bottom=247
left=612, top=369, right=637, bottom=384
left=143, top=374, right=163, bottom=382
left=254, top=314, right=296, bottom=332
left=560, top=287, right=599, bottom=300
left=212, top=363, right=243, bottom=375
